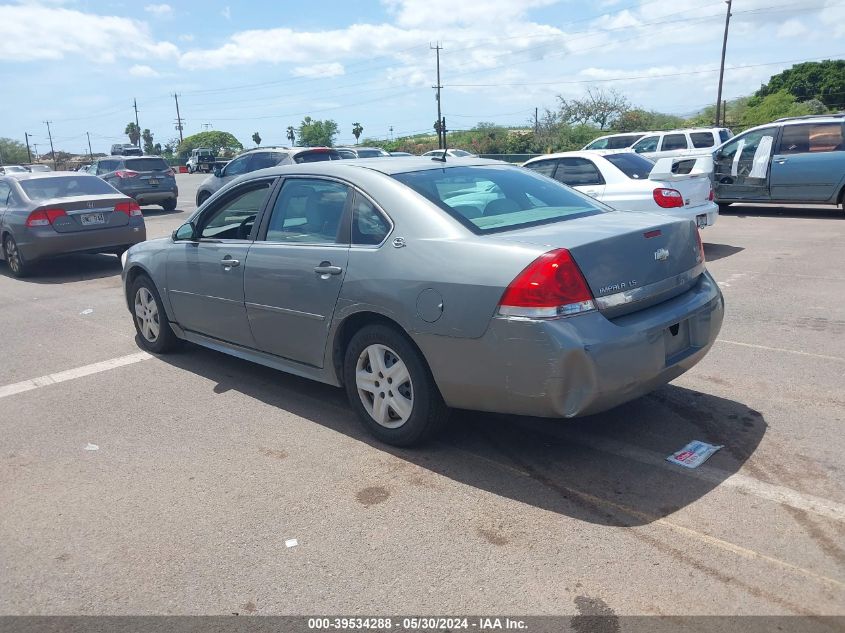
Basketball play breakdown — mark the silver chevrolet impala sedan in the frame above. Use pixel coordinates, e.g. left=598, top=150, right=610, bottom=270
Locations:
left=122, top=158, right=724, bottom=446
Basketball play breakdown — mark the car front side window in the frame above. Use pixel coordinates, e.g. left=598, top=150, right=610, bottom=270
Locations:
left=633, top=136, right=658, bottom=153
left=198, top=181, right=273, bottom=240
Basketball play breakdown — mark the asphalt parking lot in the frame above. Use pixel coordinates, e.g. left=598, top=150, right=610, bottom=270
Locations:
left=1, top=172, right=843, bottom=617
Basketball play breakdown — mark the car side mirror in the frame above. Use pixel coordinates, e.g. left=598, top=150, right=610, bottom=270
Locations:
left=173, top=222, right=196, bottom=241
left=213, top=165, right=222, bottom=177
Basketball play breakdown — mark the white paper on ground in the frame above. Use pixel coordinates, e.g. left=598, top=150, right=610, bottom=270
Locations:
left=80, top=309, right=94, bottom=315
left=84, top=443, right=99, bottom=451
left=666, top=440, right=723, bottom=469
left=285, top=538, right=298, bottom=548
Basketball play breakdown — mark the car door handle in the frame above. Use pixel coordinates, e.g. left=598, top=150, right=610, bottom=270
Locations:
left=220, top=258, right=240, bottom=268
left=314, top=264, right=343, bottom=275
left=775, top=158, right=788, bottom=164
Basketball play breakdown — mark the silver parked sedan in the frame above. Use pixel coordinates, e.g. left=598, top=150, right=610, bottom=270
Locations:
left=122, top=158, right=723, bottom=446
left=1, top=172, right=146, bottom=277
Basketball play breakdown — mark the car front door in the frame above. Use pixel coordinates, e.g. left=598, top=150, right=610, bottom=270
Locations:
left=770, top=122, right=845, bottom=202
left=553, top=157, right=606, bottom=199
left=166, top=178, right=276, bottom=347
left=714, top=127, right=777, bottom=203
left=243, top=177, right=352, bottom=367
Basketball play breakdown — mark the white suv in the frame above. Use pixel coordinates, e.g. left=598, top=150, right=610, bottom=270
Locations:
left=631, top=128, right=733, bottom=160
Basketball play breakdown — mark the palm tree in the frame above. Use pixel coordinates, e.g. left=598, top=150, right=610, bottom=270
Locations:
left=352, top=122, right=363, bottom=145
left=124, top=122, right=141, bottom=147
left=286, top=126, right=296, bottom=146
left=252, top=132, right=261, bottom=146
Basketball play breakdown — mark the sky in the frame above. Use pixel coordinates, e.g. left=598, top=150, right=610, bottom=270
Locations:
left=0, top=0, right=842, bottom=155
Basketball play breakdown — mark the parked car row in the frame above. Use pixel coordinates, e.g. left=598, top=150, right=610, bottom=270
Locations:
left=0, top=164, right=53, bottom=174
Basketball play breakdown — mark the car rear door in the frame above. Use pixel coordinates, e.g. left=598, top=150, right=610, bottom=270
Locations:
left=243, top=176, right=352, bottom=367
left=770, top=122, right=845, bottom=202
left=714, top=127, right=777, bottom=203
left=166, top=178, right=276, bottom=347
left=552, top=157, right=606, bottom=199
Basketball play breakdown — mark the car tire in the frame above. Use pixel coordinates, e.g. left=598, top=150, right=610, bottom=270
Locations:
left=196, top=191, right=211, bottom=207
left=717, top=203, right=731, bottom=213
left=129, top=274, right=180, bottom=354
left=343, top=324, right=449, bottom=446
left=3, top=234, right=30, bottom=278
left=161, top=198, right=177, bottom=212
left=112, top=246, right=128, bottom=258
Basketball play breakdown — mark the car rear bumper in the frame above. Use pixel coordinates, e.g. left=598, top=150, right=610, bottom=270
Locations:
left=414, top=270, right=724, bottom=418
left=664, top=201, right=718, bottom=227
left=117, top=185, right=178, bottom=205
left=17, top=218, right=146, bottom=262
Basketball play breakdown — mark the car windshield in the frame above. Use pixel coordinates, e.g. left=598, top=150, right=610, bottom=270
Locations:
left=19, top=176, right=118, bottom=201
left=125, top=158, right=170, bottom=172
left=4, top=166, right=28, bottom=173
left=294, top=150, right=342, bottom=163
left=392, top=165, right=606, bottom=234
left=604, top=152, right=654, bottom=179
left=586, top=135, right=643, bottom=150
left=451, top=149, right=473, bottom=157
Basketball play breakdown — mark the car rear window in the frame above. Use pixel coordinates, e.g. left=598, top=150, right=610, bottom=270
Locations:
left=392, top=165, right=606, bottom=234
left=603, top=153, right=655, bottom=179
left=294, top=150, right=342, bottom=163
left=356, top=149, right=387, bottom=158
left=19, top=176, right=118, bottom=201
left=125, top=158, right=170, bottom=172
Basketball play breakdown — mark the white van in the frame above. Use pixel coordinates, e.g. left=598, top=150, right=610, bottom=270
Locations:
left=631, top=128, right=733, bottom=160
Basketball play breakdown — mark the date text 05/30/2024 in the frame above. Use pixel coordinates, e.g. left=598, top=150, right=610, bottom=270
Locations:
left=307, top=617, right=528, bottom=630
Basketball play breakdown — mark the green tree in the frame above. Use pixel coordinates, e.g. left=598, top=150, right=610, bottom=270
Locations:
left=125, top=122, right=141, bottom=146
left=739, top=91, right=819, bottom=127
left=0, top=137, right=30, bottom=164
left=252, top=132, right=262, bottom=146
left=298, top=117, right=338, bottom=147
left=756, top=60, right=845, bottom=110
left=613, top=109, right=686, bottom=133
left=557, top=87, right=630, bottom=130
left=176, top=131, right=243, bottom=158
left=352, top=122, right=363, bottom=145
left=142, top=129, right=155, bottom=154
left=286, top=126, right=296, bottom=145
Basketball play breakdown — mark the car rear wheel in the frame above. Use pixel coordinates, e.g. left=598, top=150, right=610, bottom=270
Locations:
left=343, top=324, right=449, bottom=446
left=3, top=234, right=29, bottom=278
left=161, top=198, right=177, bottom=212
left=130, top=274, right=179, bottom=354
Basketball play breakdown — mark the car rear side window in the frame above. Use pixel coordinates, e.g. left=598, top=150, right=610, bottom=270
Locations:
left=250, top=152, right=283, bottom=171
left=690, top=132, right=715, bottom=148
left=19, top=176, right=118, bottom=201
left=294, top=150, right=342, bottom=163
left=603, top=153, right=654, bottom=179
left=351, top=192, right=391, bottom=245
left=633, top=136, right=658, bottom=153
left=264, top=178, right=350, bottom=244
left=554, top=157, right=604, bottom=186
left=524, top=159, right=557, bottom=177
left=778, top=123, right=844, bottom=154
left=392, top=165, right=606, bottom=234
left=661, top=134, right=688, bottom=151
left=125, top=158, right=170, bottom=172
left=356, top=149, right=386, bottom=158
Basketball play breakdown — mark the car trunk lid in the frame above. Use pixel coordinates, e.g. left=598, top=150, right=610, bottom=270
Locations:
left=36, top=195, right=136, bottom=233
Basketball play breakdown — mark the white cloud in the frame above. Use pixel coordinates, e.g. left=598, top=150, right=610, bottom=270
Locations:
left=0, top=4, right=179, bottom=62
left=129, top=64, right=159, bottom=77
left=382, top=0, right=560, bottom=28
left=776, top=19, right=809, bottom=39
left=221, top=5, right=231, bottom=19
left=178, top=33, right=195, bottom=42
left=144, top=3, right=172, bottom=17
left=292, top=62, right=345, bottom=78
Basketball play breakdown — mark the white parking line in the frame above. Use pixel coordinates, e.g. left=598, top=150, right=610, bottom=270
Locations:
left=717, top=339, right=845, bottom=363
left=0, top=352, right=152, bottom=400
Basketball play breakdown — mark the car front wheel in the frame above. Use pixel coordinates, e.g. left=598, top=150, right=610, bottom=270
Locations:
left=343, top=324, right=449, bottom=446
left=130, top=274, right=180, bottom=354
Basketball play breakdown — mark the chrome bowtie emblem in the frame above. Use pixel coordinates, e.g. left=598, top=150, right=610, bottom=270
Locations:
left=392, top=237, right=406, bottom=248
left=654, top=248, right=670, bottom=261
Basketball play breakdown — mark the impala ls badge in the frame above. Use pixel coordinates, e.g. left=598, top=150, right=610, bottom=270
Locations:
left=654, top=248, right=670, bottom=262
left=87, top=201, right=95, bottom=208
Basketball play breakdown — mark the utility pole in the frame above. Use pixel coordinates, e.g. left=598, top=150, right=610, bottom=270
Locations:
left=714, top=0, right=732, bottom=127
left=86, top=132, right=94, bottom=160
left=24, top=133, right=32, bottom=163
left=133, top=98, right=141, bottom=147
left=534, top=107, right=539, bottom=134
left=44, top=121, right=56, bottom=170
left=173, top=93, right=184, bottom=144
left=389, top=126, right=394, bottom=141
left=431, top=42, right=443, bottom=149
left=33, top=144, right=39, bottom=160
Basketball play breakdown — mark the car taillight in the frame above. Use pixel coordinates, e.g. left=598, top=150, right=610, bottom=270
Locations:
left=115, top=201, right=142, bottom=217
left=653, top=187, right=684, bottom=208
left=498, top=248, right=595, bottom=318
left=25, top=207, right=67, bottom=227
left=695, top=228, right=705, bottom=264
left=114, top=170, right=139, bottom=179
left=164, top=168, right=175, bottom=177
left=708, top=185, right=714, bottom=201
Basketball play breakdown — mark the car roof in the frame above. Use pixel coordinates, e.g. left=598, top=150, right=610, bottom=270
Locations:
left=2, top=170, right=94, bottom=181
left=525, top=150, right=633, bottom=163
left=97, top=154, right=166, bottom=160
left=239, top=156, right=505, bottom=179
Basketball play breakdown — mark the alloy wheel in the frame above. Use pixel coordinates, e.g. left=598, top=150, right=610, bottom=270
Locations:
left=355, top=344, right=414, bottom=429
left=134, top=287, right=160, bottom=343
left=4, top=237, right=20, bottom=274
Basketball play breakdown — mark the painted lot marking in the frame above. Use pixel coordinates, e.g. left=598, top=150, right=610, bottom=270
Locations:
left=0, top=352, right=152, bottom=400
left=717, top=339, right=845, bottom=363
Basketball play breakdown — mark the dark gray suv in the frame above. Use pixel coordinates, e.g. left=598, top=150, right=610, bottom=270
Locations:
left=91, top=156, right=178, bottom=210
